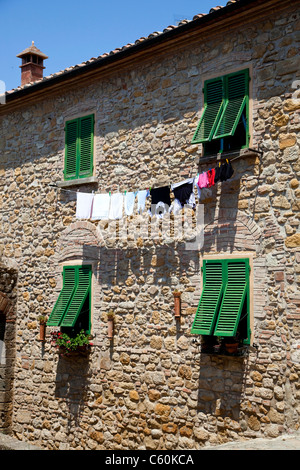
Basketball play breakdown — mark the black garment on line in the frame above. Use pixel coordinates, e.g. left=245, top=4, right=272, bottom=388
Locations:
left=150, top=186, right=171, bottom=216
left=150, top=186, right=171, bottom=206
left=215, top=161, right=234, bottom=182
left=172, top=182, right=193, bottom=206
left=214, top=165, right=221, bottom=183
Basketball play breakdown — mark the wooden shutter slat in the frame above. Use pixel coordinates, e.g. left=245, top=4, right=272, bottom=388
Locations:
left=60, top=265, right=91, bottom=328
left=78, top=115, right=94, bottom=178
left=47, top=268, right=76, bottom=326
left=191, top=79, right=224, bottom=144
left=191, top=261, right=224, bottom=335
left=213, top=71, right=248, bottom=139
left=213, top=260, right=249, bottom=337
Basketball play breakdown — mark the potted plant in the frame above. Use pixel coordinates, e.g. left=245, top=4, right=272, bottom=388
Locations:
left=50, top=329, right=93, bottom=357
left=38, top=315, right=48, bottom=341
left=213, top=337, right=222, bottom=354
left=173, top=290, right=181, bottom=319
left=224, top=336, right=240, bottom=354
left=200, top=335, right=215, bottom=353
left=107, top=311, right=115, bottom=340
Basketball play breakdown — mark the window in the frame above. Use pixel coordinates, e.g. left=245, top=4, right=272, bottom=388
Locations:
left=191, top=69, right=250, bottom=156
left=191, top=258, right=251, bottom=344
left=47, top=265, right=92, bottom=335
left=64, top=114, right=94, bottom=181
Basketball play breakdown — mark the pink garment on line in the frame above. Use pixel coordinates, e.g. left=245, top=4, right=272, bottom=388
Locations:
left=197, top=172, right=209, bottom=189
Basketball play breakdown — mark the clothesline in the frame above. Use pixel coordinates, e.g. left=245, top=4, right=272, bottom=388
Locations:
left=48, top=155, right=240, bottom=197
left=56, top=159, right=235, bottom=221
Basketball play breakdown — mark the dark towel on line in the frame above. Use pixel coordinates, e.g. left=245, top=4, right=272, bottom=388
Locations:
left=172, top=182, right=193, bottom=206
left=150, top=186, right=171, bottom=216
left=150, top=186, right=171, bottom=206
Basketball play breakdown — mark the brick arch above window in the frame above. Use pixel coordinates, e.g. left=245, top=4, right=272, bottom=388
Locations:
left=202, top=210, right=262, bottom=255
left=54, top=221, right=105, bottom=265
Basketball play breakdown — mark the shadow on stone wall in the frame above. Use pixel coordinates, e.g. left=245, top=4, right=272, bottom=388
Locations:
left=54, top=355, right=91, bottom=431
left=196, top=353, right=249, bottom=424
left=0, top=263, right=18, bottom=434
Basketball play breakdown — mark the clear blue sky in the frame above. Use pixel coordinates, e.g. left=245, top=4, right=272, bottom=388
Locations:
left=0, top=0, right=223, bottom=91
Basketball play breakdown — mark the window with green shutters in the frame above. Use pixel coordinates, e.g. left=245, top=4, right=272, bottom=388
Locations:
left=191, top=69, right=250, bottom=156
left=64, top=114, right=94, bottom=180
left=47, top=265, right=92, bottom=334
left=191, top=259, right=251, bottom=344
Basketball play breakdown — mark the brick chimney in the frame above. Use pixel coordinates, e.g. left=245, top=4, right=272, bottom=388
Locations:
left=17, top=41, right=48, bottom=86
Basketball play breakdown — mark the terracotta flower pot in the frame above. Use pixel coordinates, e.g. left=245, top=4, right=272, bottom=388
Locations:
left=108, top=318, right=114, bottom=340
left=39, top=323, right=46, bottom=341
left=225, top=342, right=239, bottom=354
left=173, top=291, right=181, bottom=318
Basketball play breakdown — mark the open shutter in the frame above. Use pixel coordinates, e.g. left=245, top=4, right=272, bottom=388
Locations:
left=60, top=265, right=91, bottom=328
left=78, top=115, right=94, bottom=178
left=213, top=70, right=249, bottom=139
left=191, top=261, right=224, bottom=335
left=214, top=259, right=249, bottom=337
left=64, top=119, right=79, bottom=180
left=191, top=78, right=224, bottom=144
left=47, top=267, right=76, bottom=326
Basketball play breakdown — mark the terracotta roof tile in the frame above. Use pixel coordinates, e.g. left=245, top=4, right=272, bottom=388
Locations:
left=7, top=0, right=242, bottom=95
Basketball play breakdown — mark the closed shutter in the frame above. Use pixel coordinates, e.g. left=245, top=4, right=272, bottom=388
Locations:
left=60, top=265, right=91, bottom=327
left=47, top=267, right=76, bottom=326
left=214, top=259, right=249, bottom=337
left=78, top=114, right=94, bottom=178
left=191, top=79, right=224, bottom=144
left=64, top=119, right=79, bottom=180
left=213, top=70, right=249, bottom=139
left=191, top=261, right=224, bottom=335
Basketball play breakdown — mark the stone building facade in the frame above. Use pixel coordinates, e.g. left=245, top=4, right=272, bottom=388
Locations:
left=0, top=0, right=299, bottom=450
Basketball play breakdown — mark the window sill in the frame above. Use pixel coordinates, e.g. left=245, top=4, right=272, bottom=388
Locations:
left=56, top=176, right=98, bottom=188
left=200, top=347, right=249, bottom=358
left=199, top=147, right=261, bottom=165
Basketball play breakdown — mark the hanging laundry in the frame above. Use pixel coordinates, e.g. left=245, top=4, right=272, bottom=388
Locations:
left=197, top=172, right=209, bottom=189
left=91, top=193, right=110, bottom=220
left=219, top=160, right=234, bottom=182
left=76, top=192, right=94, bottom=219
left=214, top=163, right=221, bottom=183
left=207, top=168, right=215, bottom=187
left=224, top=159, right=234, bottom=180
left=124, top=191, right=136, bottom=216
left=194, top=175, right=201, bottom=200
left=170, top=178, right=195, bottom=214
left=137, top=189, right=149, bottom=213
left=109, top=193, right=124, bottom=220
left=150, top=186, right=171, bottom=218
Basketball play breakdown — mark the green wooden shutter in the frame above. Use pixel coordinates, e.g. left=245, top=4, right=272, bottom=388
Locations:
left=214, top=259, right=249, bottom=337
left=47, top=267, right=76, bottom=326
left=78, top=115, right=94, bottom=178
left=191, top=261, right=224, bottom=335
left=64, top=119, right=79, bottom=180
left=191, top=78, right=224, bottom=144
left=60, top=265, right=91, bottom=328
left=213, top=70, right=249, bottom=139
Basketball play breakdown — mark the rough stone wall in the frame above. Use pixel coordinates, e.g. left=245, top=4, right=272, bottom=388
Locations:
left=0, top=4, right=299, bottom=449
